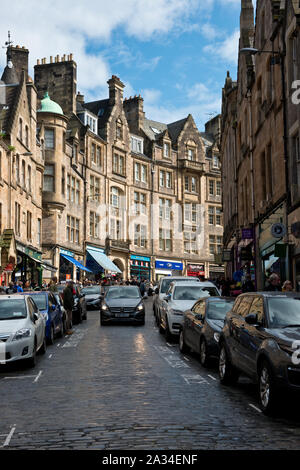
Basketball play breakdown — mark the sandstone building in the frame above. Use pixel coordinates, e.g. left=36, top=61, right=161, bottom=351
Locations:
left=0, top=44, right=224, bottom=283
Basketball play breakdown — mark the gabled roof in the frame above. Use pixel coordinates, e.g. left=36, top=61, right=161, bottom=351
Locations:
left=143, top=116, right=189, bottom=144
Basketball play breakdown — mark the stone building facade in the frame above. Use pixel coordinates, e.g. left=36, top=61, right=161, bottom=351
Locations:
left=0, top=44, right=224, bottom=284
left=0, top=46, right=45, bottom=285
left=221, top=0, right=300, bottom=289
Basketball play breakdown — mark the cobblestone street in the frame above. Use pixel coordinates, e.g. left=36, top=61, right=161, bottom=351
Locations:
left=1, top=299, right=300, bottom=450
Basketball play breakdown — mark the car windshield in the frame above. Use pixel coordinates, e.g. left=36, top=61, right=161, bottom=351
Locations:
left=31, top=294, right=47, bottom=311
left=161, top=278, right=196, bottom=294
left=207, top=300, right=234, bottom=320
left=106, top=287, right=141, bottom=300
left=81, top=287, right=101, bottom=295
left=173, top=286, right=208, bottom=301
left=0, top=299, right=27, bottom=320
left=267, top=297, right=300, bottom=328
left=200, top=287, right=220, bottom=296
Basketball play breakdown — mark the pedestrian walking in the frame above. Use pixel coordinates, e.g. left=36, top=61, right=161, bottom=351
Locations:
left=264, top=273, right=281, bottom=291
left=242, top=274, right=255, bottom=293
left=282, top=280, right=294, bottom=292
left=63, top=281, right=74, bottom=335
left=49, top=276, right=58, bottom=293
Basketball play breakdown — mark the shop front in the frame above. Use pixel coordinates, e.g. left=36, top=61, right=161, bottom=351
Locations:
left=86, top=245, right=121, bottom=280
left=130, top=255, right=151, bottom=281
left=258, top=206, right=287, bottom=289
left=15, top=242, right=43, bottom=286
left=155, top=259, right=183, bottom=281
left=0, top=229, right=17, bottom=285
left=59, top=248, right=92, bottom=282
left=187, top=264, right=205, bottom=278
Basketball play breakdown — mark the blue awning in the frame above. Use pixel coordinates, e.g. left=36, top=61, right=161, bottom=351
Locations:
left=60, top=254, right=93, bottom=273
left=86, top=248, right=122, bottom=273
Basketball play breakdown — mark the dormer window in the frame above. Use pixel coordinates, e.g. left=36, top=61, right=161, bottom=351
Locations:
left=164, top=143, right=170, bottom=159
left=188, top=149, right=195, bottom=161
left=131, top=136, right=143, bottom=154
left=79, top=111, right=98, bottom=134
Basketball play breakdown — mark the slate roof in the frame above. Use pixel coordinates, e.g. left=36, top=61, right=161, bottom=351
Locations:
left=143, top=116, right=188, bottom=144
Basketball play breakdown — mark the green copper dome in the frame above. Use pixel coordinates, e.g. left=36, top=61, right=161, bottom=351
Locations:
left=38, top=92, right=64, bottom=115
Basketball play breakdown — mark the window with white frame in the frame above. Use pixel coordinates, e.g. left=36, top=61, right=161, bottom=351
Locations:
left=131, top=136, right=143, bottom=154
left=163, top=142, right=170, bottom=158
left=134, top=224, right=147, bottom=247
left=184, top=227, right=198, bottom=254
left=159, top=228, right=172, bottom=251
left=113, top=154, right=125, bottom=176
left=134, top=191, right=146, bottom=215
left=159, top=198, right=171, bottom=220
left=159, top=170, right=172, bottom=188
left=90, top=211, right=100, bottom=238
left=134, top=162, right=147, bottom=183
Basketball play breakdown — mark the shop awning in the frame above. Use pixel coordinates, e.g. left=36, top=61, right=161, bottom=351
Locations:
left=41, top=261, right=58, bottom=273
left=60, top=254, right=93, bottom=273
left=86, top=248, right=121, bottom=273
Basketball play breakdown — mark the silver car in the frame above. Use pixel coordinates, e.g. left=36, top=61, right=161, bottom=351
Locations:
left=0, top=295, right=46, bottom=367
left=159, top=281, right=210, bottom=340
left=153, top=276, right=200, bottom=326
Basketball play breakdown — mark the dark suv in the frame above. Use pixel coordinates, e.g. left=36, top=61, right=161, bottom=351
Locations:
left=218, top=292, right=300, bottom=414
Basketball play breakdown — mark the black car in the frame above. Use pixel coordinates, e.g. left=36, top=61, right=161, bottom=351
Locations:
left=81, top=286, right=102, bottom=310
left=100, top=286, right=145, bottom=325
left=57, top=284, right=87, bottom=324
left=179, top=297, right=234, bottom=366
left=218, top=292, right=300, bottom=414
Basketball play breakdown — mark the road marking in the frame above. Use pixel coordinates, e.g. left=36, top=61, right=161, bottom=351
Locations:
left=57, top=343, right=60, bottom=347
left=166, top=342, right=173, bottom=347
left=48, top=354, right=53, bottom=359
left=181, top=374, right=210, bottom=385
left=207, top=374, right=217, bottom=381
left=154, top=346, right=175, bottom=354
left=164, top=355, right=190, bottom=369
left=33, top=370, right=43, bottom=383
left=249, top=403, right=262, bottom=413
left=2, top=425, right=16, bottom=447
left=183, top=356, right=190, bottom=362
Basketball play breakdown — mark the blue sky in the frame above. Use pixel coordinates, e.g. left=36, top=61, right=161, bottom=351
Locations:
left=0, top=0, right=250, bottom=131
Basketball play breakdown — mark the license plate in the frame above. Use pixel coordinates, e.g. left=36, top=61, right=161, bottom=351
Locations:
left=115, top=313, right=130, bottom=318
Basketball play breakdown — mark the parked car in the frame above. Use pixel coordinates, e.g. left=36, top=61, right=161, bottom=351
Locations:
left=179, top=297, right=234, bottom=366
left=153, top=276, right=200, bottom=326
left=0, top=294, right=46, bottom=367
left=159, top=281, right=210, bottom=340
left=57, top=284, right=87, bottom=323
left=100, top=286, right=145, bottom=325
left=81, top=286, right=102, bottom=310
left=23, top=291, right=64, bottom=344
left=218, top=292, right=300, bottom=414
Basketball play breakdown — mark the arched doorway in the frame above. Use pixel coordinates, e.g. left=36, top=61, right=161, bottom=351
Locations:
left=113, top=258, right=124, bottom=275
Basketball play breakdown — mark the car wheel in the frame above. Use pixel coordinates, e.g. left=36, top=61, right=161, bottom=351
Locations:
left=219, top=344, right=239, bottom=385
left=47, top=324, right=55, bottom=345
left=258, top=361, right=279, bottom=415
left=39, top=336, right=47, bottom=355
left=200, top=338, right=210, bottom=367
left=179, top=330, right=190, bottom=353
left=27, top=340, right=37, bottom=368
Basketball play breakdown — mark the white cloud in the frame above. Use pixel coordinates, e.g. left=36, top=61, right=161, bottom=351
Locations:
left=203, top=29, right=240, bottom=65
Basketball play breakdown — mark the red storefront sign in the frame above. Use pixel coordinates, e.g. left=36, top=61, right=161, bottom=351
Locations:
left=187, top=264, right=205, bottom=277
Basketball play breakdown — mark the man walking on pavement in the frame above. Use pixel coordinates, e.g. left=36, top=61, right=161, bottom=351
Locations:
left=63, top=281, right=74, bottom=335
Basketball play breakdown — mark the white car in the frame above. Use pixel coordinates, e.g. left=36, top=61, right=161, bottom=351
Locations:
left=159, top=281, right=210, bottom=340
left=154, top=276, right=200, bottom=326
left=0, top=295, right=46, bottom=367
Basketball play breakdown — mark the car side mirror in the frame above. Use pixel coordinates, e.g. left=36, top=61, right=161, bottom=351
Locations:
left=33, top=312, right=39, bottom=322
left=245, top=313, right=259, bottom=325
